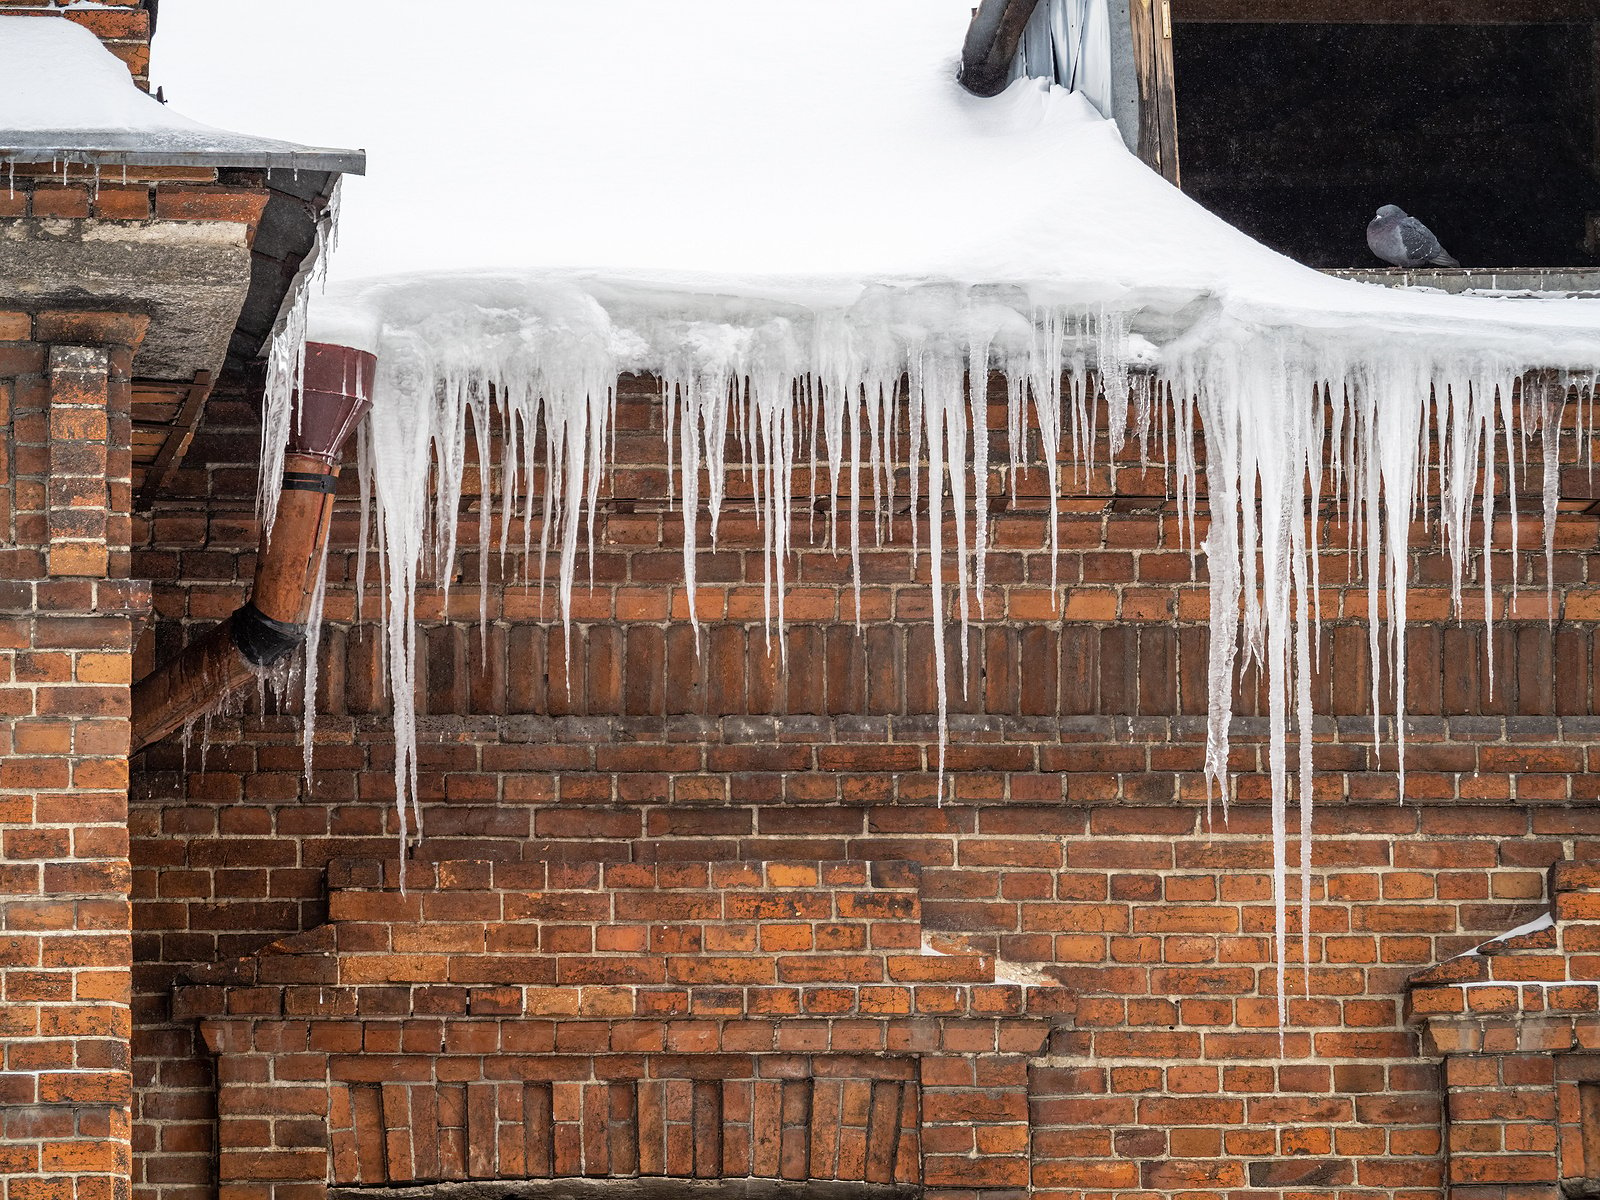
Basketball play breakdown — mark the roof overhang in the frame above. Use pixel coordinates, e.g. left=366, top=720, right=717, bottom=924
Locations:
left=1, top=130, right=365, bottom=175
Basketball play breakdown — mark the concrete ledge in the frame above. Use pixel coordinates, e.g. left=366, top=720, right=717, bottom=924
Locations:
left=1327, top=266, right=1600, bottom=297
left=0, top=217, right=252, bottom=379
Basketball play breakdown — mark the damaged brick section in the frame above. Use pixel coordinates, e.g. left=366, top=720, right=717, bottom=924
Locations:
left=1409, top=858, right=1600, bottom=1197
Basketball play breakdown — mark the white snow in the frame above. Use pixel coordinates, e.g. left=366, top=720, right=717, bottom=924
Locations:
left=150, top=0, right=1600, bottom=997
left=0, top=14, right=353, bottom=166
left=0, top=15, right=206, bottom=134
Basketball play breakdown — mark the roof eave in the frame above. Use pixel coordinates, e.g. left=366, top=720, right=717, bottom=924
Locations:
left=1, top=133, right=366, bottom=176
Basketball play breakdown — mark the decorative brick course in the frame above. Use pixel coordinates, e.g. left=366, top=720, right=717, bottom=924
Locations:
left=171, top=858, right=1063, bottom=1198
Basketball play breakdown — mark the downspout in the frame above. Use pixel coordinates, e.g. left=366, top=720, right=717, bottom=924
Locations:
left=130, top=342, right=373, bottom=754
left=959, top=0, right=1045, bottom=96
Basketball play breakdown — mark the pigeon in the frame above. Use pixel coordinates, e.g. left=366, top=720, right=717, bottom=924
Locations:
left=1366, top=205, right=1460, bottom=268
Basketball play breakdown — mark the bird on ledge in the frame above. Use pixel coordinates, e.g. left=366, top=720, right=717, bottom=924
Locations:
left=1367, top=204, right=1460, bottom=268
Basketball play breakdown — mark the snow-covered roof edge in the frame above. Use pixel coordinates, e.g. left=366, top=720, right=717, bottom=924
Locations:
left=0, top=15, right=364, bottom=174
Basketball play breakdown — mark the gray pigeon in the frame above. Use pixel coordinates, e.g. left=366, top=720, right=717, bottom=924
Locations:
left=1367, top=204, right=1460, bottom=268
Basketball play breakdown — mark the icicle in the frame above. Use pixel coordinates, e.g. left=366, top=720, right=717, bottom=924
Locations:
left=968, top=335, right=992, bottom=619
left=301, top=545, right=331, bottom=785
left=1539, top=375, right=1565, bottom=610
left=259, top=179, right=343, bottom=540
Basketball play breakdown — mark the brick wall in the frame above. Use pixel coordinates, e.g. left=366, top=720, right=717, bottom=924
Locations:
left=0, top=170, right=267, bottom=231
left=0, top=165, right=267, bottom=1200
left=0, top=2, right=153, bottom=86
left=1, top=311, right=149, bottom=1200
left=129, top=374, right=1600, bottom=1198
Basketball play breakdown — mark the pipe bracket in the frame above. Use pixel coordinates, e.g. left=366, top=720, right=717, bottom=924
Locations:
left=282, top=470, right=340, bottom=495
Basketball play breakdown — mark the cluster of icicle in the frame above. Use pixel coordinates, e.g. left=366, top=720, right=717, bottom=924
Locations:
left=256, top=181, right=342, bottom=783
left=266, top=282, right=1595, bottom=1020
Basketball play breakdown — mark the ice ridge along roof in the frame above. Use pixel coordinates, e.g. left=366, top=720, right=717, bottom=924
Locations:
left=0, top=15, right=364, bottom=173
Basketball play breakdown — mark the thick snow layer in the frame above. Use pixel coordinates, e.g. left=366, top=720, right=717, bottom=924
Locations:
left=154, top=0, right=1600, bottom=342
left=0, top=14, right=355, bottom=167
left=1, top=15, right=209, bottom=134
left=155, top=0, right=1600, bottom=1002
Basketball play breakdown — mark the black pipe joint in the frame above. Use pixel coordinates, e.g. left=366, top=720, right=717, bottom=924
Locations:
left=231, top=601, right=305, bottom=667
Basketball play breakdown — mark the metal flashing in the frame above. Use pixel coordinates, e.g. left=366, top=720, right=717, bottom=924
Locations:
left=1, top=130, right=366, bottom=175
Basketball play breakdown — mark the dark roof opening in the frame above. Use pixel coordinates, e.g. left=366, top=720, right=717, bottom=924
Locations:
left=1172, top=19, right=1599, bottom=270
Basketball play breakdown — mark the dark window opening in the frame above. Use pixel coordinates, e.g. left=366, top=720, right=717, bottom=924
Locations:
left=1171, top=19, right=1599, bottom=269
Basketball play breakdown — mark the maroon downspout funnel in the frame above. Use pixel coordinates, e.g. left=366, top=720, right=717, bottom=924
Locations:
left=131, top=343, right=375, bottom=754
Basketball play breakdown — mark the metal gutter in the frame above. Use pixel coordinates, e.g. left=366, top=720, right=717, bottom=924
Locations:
left=1, top=131, right=366, bottom=175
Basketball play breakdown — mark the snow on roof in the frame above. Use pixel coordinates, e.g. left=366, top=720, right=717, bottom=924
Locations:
left=0, top=15, right=362, bottom=171
left=150, top=0, right=1600, bottom=353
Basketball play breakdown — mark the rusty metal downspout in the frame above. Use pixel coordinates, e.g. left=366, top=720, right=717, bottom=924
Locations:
left=130, top=342, right=374, bottom=754
left=959, top=0, right=1045, bottom=97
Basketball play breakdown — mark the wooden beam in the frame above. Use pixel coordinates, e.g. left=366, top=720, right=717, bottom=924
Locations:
left=1173, top=0, right=1600, bottom=22
left=135, top=369, right=212, bottom=510
left=1131, top=0, right=1181, bottom=184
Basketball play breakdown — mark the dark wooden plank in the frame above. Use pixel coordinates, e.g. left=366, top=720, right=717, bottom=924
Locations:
left=1131, top=0, right=1181, bottom=184
left=1153, top=0, right=1181, bottom=185
left=135, top=369, right=213, bottom=510
left=1593, top=23, right=1600, bottom=195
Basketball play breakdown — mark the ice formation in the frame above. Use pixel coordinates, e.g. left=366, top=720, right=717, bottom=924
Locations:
left=296, top=272, right=1597, bottom=1014
left=164, top=0, right=1600, bottom=1011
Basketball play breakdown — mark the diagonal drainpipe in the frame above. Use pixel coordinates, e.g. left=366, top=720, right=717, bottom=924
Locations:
left=959, top=0, right=1044, bottom=97
left=131, top=342, right=374, bottom=754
